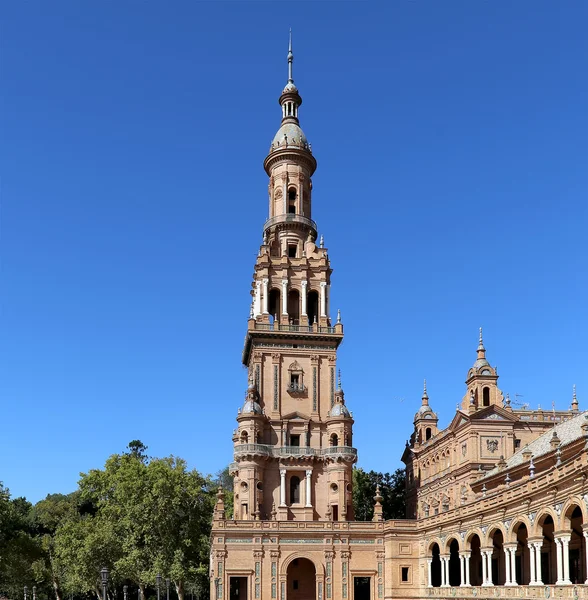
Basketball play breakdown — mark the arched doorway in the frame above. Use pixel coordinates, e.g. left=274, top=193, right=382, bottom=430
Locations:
left=287, top=557, right=316, bottom=600
left=468, top=533, right=483, bottom=586
left=430, top=543, right=442, bottom=587
left=564, top=505, right=585, bottom=583
left=448, top=539, right=461, bottom=586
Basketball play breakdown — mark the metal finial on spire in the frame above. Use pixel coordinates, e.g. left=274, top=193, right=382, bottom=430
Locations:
left=572, top=384, right=579, bottom=410
left=338, top=369, right=342, bottom=390
left=478, top=327, right=485, bottom=350
left=287, top=29, right=294, bottom=83
left=337, top=309, right=341, bottom=324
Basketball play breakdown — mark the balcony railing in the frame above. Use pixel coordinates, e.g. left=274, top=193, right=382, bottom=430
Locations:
left=233, top=445, right=358, bottom=460
left=287, top=383, right=305, bottom=393
left=253, top=323, right=337, bottom=334
left=263, top=214, right=317, bottom=233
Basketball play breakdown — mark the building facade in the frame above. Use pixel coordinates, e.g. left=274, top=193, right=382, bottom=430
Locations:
left=210, top=43, right=586, bottom=600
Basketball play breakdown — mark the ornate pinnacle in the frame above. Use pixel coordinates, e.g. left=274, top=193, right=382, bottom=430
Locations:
left=287, top=29, right=294, bottom=83
left=478, top=327, right=485, bottom=351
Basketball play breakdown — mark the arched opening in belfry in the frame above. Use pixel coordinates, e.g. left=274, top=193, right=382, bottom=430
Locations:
left=307, top=290, right=319, bottom=325
left=269, top=289, right=281, bottom=323
left=564, top=505, right=585, bottom=583
left=513, top=522, right=530, bottom=584
left=288, top=289, right=300, bottom=325
left=425, top=427, right=432, bottom=441
left=468, top=533, right=483, bottom=586
left=430, top=543, right=441, bottom=587
left=287, top=558, right=316, bottom=600
left=290, top=475, right=301, bottom=505
left=240, top=431, right=248, bottom=443
left=483, top=386, right=490, bottom=407
left=288, top=188, right=297, bottom=214
left=448, top=539, right=461, bottom=586
left=537, top=513, right=555, bottom=584
left=330, top=433, right=339, bottom=447
left=490, top=529, right=506, bottom=585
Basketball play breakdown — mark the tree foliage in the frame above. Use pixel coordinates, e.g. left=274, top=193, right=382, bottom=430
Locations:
left=352, top=467, right=406, bottom=521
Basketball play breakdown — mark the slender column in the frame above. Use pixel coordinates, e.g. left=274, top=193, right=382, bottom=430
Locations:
left=439, top=556, right=447, bottom=587
left=319, top=282, right=327, bottom=317
left=504, top=547, right=512, bottom=585
left=281, top=279, right=288, bottom=316
left=301, top=280, right=307, bottom=316
left=279, top=469, right=286, bottom=507
left=555, top=538, right=563, bottom=585
left=445, top=556, right=451, bottom=587
left=459, top=554, right=465, bottom=587
left=305, top=469, right=312, bottom=507
left=510, top=547, right=517, bottom=585
left=326, top=283, right=330, bottom=319
left=262, top=278, right=269, bottom=314
left=534, top=542, right=543, bottom=585
left=463, top=551, right=471, bottom=586
left=486, top=551, right=494, bottom=586
left=562, top=535, right=571, bottom=584
left=481, top=551, right=488, bottom=586
left=528, top=543, right=536, bottom=585
left=254, top=281, right=261, bottom=317
left=584, top=532, right=588, bottom=584
left=427, top=559, right=433, bottom=588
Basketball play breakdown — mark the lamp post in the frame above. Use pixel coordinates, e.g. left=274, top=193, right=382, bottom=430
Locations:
left=156, top=574, right=162, bottom=600
left=123, top=586, right=128, bottom=600
left=165, top=579, right=170, bottom=600
left=33, top=587, right=37, bottom=600
left=100, top=567, right=109, bottom=600
left=24, top=586, right=28, bottom=600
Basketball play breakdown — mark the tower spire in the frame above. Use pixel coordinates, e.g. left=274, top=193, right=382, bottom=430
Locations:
left=422, top=379, right=429, bottom=404
left=288, top=29, right=294, bottom=83
left=572, top=384, right=579, bottom=411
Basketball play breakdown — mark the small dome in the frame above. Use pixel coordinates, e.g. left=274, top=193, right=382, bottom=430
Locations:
left=414, top=405, right=437, bottom=420
left=271, top=122, right=308, bottom=150
left=330, top=403, right=351, bottom=418
left=474, top=358, right=490, bottom=369
left=242, top=400, right=262, bottom=415
left=283, top=81, right=298, bottom=93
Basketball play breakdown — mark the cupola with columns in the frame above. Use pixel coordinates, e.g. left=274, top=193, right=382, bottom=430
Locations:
left=413, top=379, right=439, bottom=445
left=461, top=328, right=504, bottom=411
left=232, top=35, right=357, bottom=524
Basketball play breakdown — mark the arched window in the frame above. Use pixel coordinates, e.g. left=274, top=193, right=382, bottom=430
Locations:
left=240, top=431, right=248, bottom=443
left=288, top=188, right=296, bottom=214
left=287, top=289, right=300, bottom=324
left=269, top=289, right=281, bottom=322
left=425, top=428, right=432, bottom=441
left=330, top=433, right=339, bottom=447
left=307, top=290, right=319, bottom=325
left=483, top=387, right=490, bottom=407
left=290, top=476, right=301, bottom=504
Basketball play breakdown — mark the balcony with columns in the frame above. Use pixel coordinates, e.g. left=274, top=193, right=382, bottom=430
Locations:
left=233, top=444, right=358, bottom=462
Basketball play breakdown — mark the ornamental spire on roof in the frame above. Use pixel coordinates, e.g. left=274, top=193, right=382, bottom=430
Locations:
left=288, top=28, right=294, bottom=84
left=422, top=379, right=429, bottom=405
left=572, top=384, right=579, bottom=411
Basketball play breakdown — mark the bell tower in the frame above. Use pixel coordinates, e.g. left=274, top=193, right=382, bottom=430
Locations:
left=231, top=35, right=357, bottom=523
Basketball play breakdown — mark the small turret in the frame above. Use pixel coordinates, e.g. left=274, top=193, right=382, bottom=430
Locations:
left=372, top=485, right=384, bottom=522
left=414, top=379, right=439, bottom=444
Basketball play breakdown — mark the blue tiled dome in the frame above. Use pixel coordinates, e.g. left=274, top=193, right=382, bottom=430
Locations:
left=271, top=123, right=308, bottom=149
left=330, top=403, right=351, bottom=418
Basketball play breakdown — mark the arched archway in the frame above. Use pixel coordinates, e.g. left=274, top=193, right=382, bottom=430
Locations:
left=468, top=533, right=483, bottom=586
left=307, top=290, right=319, bottom=325
left=537, top=513, right=556, bottom=584
left=269, top=289, right=281, bottom=323
left=489, top=528, right=506, bottom=585
left=430, top=542, right=442, bottom=587
left=287, top=557, right=316, bottom=600
left=513, top=522, right=530, bottom=584
left=448, top=539, right=461, bottom=586
left=288, top=289, right=300, bottom=325
left=563, top=504, right=585, bottom=583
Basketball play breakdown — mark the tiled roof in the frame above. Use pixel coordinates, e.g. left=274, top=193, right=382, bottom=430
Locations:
left=484, top=410, right=587, bottom=477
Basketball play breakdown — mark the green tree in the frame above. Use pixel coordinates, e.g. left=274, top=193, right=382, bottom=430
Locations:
left=352, top=468, right=406, bottom=521
left=215, top=466, right=234, bottom=519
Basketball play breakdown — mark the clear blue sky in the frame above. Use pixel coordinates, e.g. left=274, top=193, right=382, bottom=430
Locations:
left=1, top=1, right=587, bottom=503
